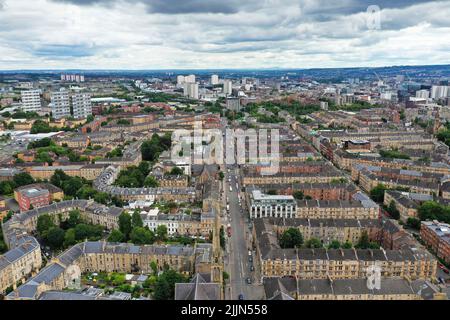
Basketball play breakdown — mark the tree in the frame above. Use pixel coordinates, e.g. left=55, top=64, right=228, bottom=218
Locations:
left=37, top=214, right=56, bottom=238
left=66, top=210, right=81, bottom=229
left=218, top=171, right=224, bottom=181
left=108, top=229, right=125, bottom=243
left=74, top=224, right=103, bottom=241
left=155, top=225, right=168, bottom=242
left=168, top=166, right=184, bottom=176
left=387, top=201, right=400, bottom=220
left=0, top=181, right=15, bottom=195
left=46, top=227, right=65, bottom=249
left=407, top=217, right=421, bottom=230
left=293, top=191, right=304, bottom=200
left=138, top=161, right=151, bottom=176
left=13, top=172, right=34, bottom=187
left=130, top=227, right=154, bottom=245
left=62, top=177, right=83, bottom=196
left=132, top=210, right=143, bottom=228
left=342, top=241, right=353, bottom=249
left=63, top=228, right=77, bottom=247
left=328, top=240, right=341, bottom=249
left=418, top=201, right=450, bottom=224
left=50, top=169, right=70, bottom=188
left=370, top=184, right=387, bottom=203
left=144, top=176, right=159, bottom=188
left=150, top=260, right=158, bottom=276
left=304, top=238, right=323, bottom=248
left=119, top=212, right=132, bottom=240
left=279, top=228, right=303, bottom=248
left=356, top=231, right=370, bottom=249
left=153, top=269, right=187, bottom=300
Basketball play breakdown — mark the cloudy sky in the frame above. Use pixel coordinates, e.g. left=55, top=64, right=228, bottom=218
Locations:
left=0, top=0, right=449, bottom=70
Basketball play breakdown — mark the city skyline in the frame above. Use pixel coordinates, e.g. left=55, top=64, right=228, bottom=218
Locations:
left=0, top=0, right=449, bottom=70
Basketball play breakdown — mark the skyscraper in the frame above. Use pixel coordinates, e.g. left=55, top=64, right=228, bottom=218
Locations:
left=416, top=89, right=430, bottom=99
left=72, top=92, right=92, bottom=119
left=223, top=79, right=232, bottom=96
left=185, top=74, right=196, bottom=83
left=20, top=90, right=42, bottom=113
left=51, top=89, right=70, bottom=119
left=211, top=75, right=219, bottom=85
left=183, top=82, right=199, bottom=99
left=431, top=85, right=449, bottom=99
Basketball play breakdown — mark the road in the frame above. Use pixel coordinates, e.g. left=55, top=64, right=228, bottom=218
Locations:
left=223, top=165, right=265, bottom=300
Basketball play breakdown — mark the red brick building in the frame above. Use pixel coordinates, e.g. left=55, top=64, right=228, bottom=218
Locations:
left=16, top=187, right=51, bottom=212
left=421, top=220, right=450, bottom=264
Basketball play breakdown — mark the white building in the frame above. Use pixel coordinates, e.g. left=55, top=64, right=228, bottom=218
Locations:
left=416, top=89, right=430, bottom=99
left=211, top=75, right=219, bottom=85
left=71, top=92, right=92, bottom=119
left=431, top=85, right=450, bottom=100
left=249, top=190, right=297, bottom=219
left=177, top=75, right=185, bottom=86
left=20, top=90, right=42, bottom=113
left=61, top=74, right=85, bottom=82
left=185, top=74, right=196, bottom=83
left=183, top=82, right=199, bottom=100
left=223, top=79, right=232, bottom=96
left=51, top=89, right=70, bottom=119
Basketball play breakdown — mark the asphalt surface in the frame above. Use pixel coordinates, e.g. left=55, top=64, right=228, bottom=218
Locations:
left=223, top=165, right=265, bottom=300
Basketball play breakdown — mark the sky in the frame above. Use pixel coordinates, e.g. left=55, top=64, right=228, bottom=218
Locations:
left=0, top=0, right=449, bottom=70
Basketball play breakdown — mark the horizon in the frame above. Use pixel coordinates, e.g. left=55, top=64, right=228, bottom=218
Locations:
left=1, top=63, right=450, bottom=73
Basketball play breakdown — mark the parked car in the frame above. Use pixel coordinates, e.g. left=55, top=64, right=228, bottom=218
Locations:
left=238, top=294, right=244, bottom=300
left=246, top=277, right=252, bottom=284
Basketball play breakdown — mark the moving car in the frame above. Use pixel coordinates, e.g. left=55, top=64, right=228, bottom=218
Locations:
left=238, top=294, right=244, bottom=300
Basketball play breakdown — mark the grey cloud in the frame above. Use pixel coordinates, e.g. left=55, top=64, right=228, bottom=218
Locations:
left=32, top=44, right=99, bottom=58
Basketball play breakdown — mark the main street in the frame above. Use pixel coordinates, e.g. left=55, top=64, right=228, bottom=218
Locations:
left=223, top=165, right=263, bottom=300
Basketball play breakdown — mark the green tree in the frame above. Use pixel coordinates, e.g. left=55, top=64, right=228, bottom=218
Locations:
left=304, top=238, right=323, bottom=248
left=132, top=210, right=144, bottom=228
left=119, top=212, right=132, bottom=240
left=50, top=169, right=70, bottom=188
left=155, top=225, right=168, bottom=242
left=130, top=227, right=155, bottom=245
left=153, top=269, right=187, bottom=300
left=279, top=228, right=303, bottom=248
left=37, top=214, right=56, bottom=238
left=342, top=241, right=353, bottom=249
left=108, top=229, right=125, bottom=243
left=0, top=181, right=15, bottom=195
left=13, top=172, right=34, bottom=187
left=168, top=166, right=184, bottom=176
left=407, top=217, right=421, bottom=230
left=150, top=260, right=159, bottom=276
left=66, top=210, right=81, bottom=229
left=293, top=191, right=304, bottom=200
left=387, top=201, right=400, bottom=220
left=370, top=184, right=387, bottom=203
left=46, top=227, right=65, bottom=249
left=356, top=231, right=370, bottom=249
left=144, top=176, right=159, bottom=188
left=63, top=228, right=77, bottom=247
left=62, top=177, right=83, bottom=196
left=328, top=240, right=341, bottom=249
